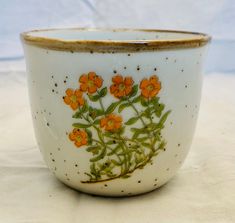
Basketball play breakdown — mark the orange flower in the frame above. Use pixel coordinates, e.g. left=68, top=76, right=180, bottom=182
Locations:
left=110, top=75, right=134, bottom=98
left=69, top=128, right=88, bottom=148
left=100, top=114, right=122, bottom=131
left=63, top=88, right=85, bottom=110
left=140, top=75, right=161, bottom=98
left=79, top=72, right=103, bottom=94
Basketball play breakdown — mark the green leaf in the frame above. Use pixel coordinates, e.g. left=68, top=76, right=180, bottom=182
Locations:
left=136, top=136, right=149, bottom=142
left=88, top=107, right=104, bottom=119
left=150, top=97, right=160, bottom=106
left=141, top=142, right=152, bottom=148
left=90, top=147, right=106, bottom=162
left=85, top=129, right=93, bottom=144
left=88, top=93, right=100, bottom=102
left=86, top=145, right=101, bottom=155
left=99, top=87, right=107, bottom=97
left=107, top=145, right=121, bottom=156
left=72, top=110, right=83, bottom=119
left=118, top=102, right=130, bottom=113
left=129, top=84, right=138, bottom=97
left=73, top=123, right=92, bottom=128
left=140, top=97, right=148, bottom=106
left=132, top=95, right=141, bottom=103
left=93, top=119, right=101, bottom=125
left=155, top=103, right=165, bottom=117
left=111, top=159, right=122, bottom=166
left=125, top=116, right=139, bottom=125
left=106, top=101, right=120, bottom=114
left=159, top=110, right=171, bottom=126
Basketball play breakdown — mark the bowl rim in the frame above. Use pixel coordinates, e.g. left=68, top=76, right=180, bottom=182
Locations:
left=20, top=27, right=211, bottom=53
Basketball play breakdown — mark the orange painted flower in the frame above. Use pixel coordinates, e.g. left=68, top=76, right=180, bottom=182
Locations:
left=100, top=114, right=122, bottom=131
left=63, top=88, right=85, bottom=110
left=140, top=75, right=161, bottom=98
left=69, top=128, right=88, bottom=148
left=110, top=75, right=134, bottom=98
left=79, top=72, right=103, bottom=94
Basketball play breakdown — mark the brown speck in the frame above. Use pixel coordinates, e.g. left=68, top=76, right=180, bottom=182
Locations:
left=64, top=160, right=66, bottom=162
left=166, top=168, right=170, bottom=171
left=185, top=105, right=188, bottom=108
left=124, top=66, right=127, bottom=69
left=70, top=50, right=74, bottom=53
left=138, top=180, right=141, bottom=183
left=52, top=89, right=55, bottom=93
left=128, top=193, right=132, bottom=195
left=55, top=83, right=58, bottom=87
left=54, top=167, right=57, bottom=171
left=46, top=51, right=49, bottom=54
left=104, top=184, right=108, bottom=187
left=66, top=178, right=70, bottom=181
left=90, top=50, right=93, bottom=54
left=137, top=66, right=140, bottom=71
left=155, top=178, right=158, bottom=181
left=51, top=75, right=54, bottom=79
left=181, top=69, right=184, bottom=72
left=121, top=190, right=124, bottom=192
left=174, top=59, right=177, bottom=63
left=47, top=122, right=50, bottom=126
left=75, top=164, right=78, bottom=167
left=127, top=53, right=131, bottom=56
left=57, top=147, right=61, bottom=151
left=154, top=67, right=157, bottom=71
left=185, top=85, right=188, bottom=88
left=178, top=143, right=181, bottom=147
left=52, top=159, right=55, bottom=162
left=64, top=80, right=67, bottom=83
left=163, top=148, right=166, bottom=151
left=66, top=76, right=68, bottom=79
left=113, top=70, right=117, bottom=74
left=165, top=57, right=168, bottom=60
left=50, top=152, right=52, bottom=155
left=154, top=184, right=157, bottom=187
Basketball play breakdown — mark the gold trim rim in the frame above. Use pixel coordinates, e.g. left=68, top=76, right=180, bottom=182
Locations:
left=20, top=27, right=211, bottom=52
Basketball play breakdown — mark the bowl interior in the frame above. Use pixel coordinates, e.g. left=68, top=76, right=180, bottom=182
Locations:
left=26, top=28, right=207, bottom=42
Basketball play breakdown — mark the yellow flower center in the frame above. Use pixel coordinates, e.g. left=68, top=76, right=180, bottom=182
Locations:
left=88, top=80, right=95, bottom=87
left=76, top=135, right=82, bottom=142
left=119, top=83, right=126, bottom=91
left=107, top=119, right=114, bottom=127
left=147, top=84, right=154, bottom=91
left=70, top=95, right=77, bottom=103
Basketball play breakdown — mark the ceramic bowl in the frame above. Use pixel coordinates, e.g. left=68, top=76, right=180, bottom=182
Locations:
left=21, top=28, right=211, bottom=196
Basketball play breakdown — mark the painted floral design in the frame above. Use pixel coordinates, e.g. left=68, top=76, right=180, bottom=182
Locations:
left=79, top=72, right=103, bottom=94
left=63, top=72, right=171, bottom=183
left=69, top=128, right=88, bottom=147
left=63, top=88, right=85, bottom=110
left=110, top=75, right=134, bottom=98
left=100, top=114, right=122, bottom=131
left=140, top=75, right=161, bottom=98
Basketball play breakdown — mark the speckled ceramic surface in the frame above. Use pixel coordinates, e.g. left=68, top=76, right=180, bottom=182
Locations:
left=21, top=28, right=210, bottom=196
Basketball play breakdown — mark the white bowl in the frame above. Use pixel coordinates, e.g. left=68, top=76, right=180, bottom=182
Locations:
left=21, top=28, right=211, bottom=196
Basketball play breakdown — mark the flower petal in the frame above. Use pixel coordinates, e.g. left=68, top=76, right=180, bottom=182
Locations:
left=66, top=88, right=74, bottom=96
left=124, top=77, right=133, bottom=86
left=79, top=74, right=88, bottom=83
left=140, top=79, right=149, bottom=89
left=71, top=102, right=78, bottom=110
left=64, top=96, right=71, bottom=105
left=80, top=83, right=88, bottom=92
left=88, top=85, right=97, bottom=94
left=112, top=75, right=123, bottom=84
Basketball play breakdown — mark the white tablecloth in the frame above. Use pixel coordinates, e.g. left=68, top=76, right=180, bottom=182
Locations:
left=0, top=68, right=235, bottom=223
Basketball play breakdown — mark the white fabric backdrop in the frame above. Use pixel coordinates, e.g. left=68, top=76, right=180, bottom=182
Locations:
left=0, top=0, right=235, bottom=72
